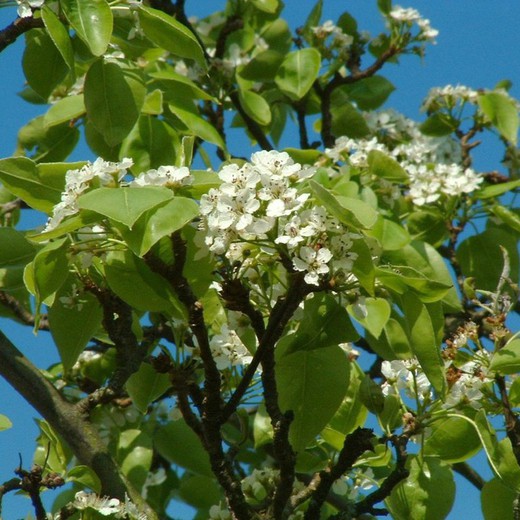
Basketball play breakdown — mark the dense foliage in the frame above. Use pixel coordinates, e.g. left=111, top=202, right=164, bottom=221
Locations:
left=0, top=0, right=519, bottom=519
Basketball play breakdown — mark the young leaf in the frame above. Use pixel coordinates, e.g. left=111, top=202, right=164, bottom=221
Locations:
left=41, top=5, right=75, bottom=73
left=275, top=48, right=321, bottom=101
left=238, top=89, right=272, bottom=126
left=44, top=95, right=85, bottom=128
left=478, top=91, right=519, bottom=145
left=0, top=414, right=12, bottom=432
left=126, top=363, right=171, bottom=413
left=347, top=297, right=391, bottom=339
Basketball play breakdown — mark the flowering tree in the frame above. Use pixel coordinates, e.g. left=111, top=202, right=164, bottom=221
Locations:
left=0, top=0, right=519, bottom=518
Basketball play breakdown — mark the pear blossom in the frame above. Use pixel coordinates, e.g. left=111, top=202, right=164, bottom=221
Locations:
left=130, top=165, right=193, bottom=188
left=209, top=325, right=253, bottom=369
left=292, top=246, right=333, bottom=286
left=16, top=0, right=44, bottom=18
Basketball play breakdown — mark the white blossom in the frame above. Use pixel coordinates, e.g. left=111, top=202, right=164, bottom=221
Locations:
left=292, top=246, right=333, bottom=286
left=381, top=358, right=432, bottom=401
left=16, top=0, right=43, bottom=18
left=209, top=325, right=253, bottom=369
left=130, top=165, right=193, bottom=188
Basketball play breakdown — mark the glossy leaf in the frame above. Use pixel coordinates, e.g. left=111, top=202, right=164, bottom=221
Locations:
left=84, top=59, right=146, bottom=146
left=120, top=196, right=201, bottom=256
left=178, top=474, right=221, bottom=510
left=478, top=91, right=518, bottom=145
left=275, top=48, right=321, bottom=101
left=48, top=283, right=103, bottom=370
left=366, top=314, right=412, bottom=360
left=61, top=0, right=113, bottom=56
left=366, top=217, right=411, bottom=251
left=386, top=456, right=455, bottom=520
left=359, top=375, right=385, bottom=414
left=67, top=466, right=101, bottom=493
left=423, top=414, right=481, bottom=463
left=476, top=179, right=520, bottom=199
left=420, top=113, right=459, bottom=137
left=238, top=89, right=272, bottom=126
left=126, top=363, right=171, bottom=413
left=239, top=50, right=285, bottom=82
left=138, top=5, right=206, bottom=68
left=78, top=186, right=172, bottom=228
left=0, top=228, right=36, bottom=267
left=330, top=102, right=371, bottom=138
left=491, top=205, right=520, bottom=233
left=118, top=429, right=153, bottom=490
left=276, top=345, right=350, bottom=451
left=250, top=0, right=279, bottom=13
left=348, top=297, right=391, bottom=339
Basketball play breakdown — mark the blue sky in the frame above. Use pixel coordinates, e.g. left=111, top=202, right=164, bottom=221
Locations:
left=0, top=1, right=519, bottom=518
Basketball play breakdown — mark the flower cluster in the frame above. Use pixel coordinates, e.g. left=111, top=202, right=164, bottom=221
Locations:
left=387, top=5, right=438, bottom=42
left=381, top=358, right=432, bottom=402
left=326, top=106, right=483, bottom=206
left=332, top=468, right=375, bottom=499
left=200, top=151, right=358, bottom=285
left=129, top=165, right=193, bottom=188
left=45, top=158, right=133, bottom=232
left=422, top=84, right=480, bottom=112
left=59, top=491, right=146, bottom=519
left=208, top=324, right=253, bottom=370
left=16, top=0, right=44, bottom=18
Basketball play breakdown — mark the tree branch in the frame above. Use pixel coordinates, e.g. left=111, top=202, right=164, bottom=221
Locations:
left=0, top=330, right=128, bottom=501
left=0, top=291, right=49, bottom=330
left=452, top=462, right=485, bottom=491
left=0, top=16, right=43, bottom=53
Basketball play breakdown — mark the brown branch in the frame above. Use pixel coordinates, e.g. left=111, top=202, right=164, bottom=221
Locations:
left=354, top=434, right=409, bottom=517
left=295, top=100, right=311, bottom=150
left=0, top=16, right=43, bottom=53
left=497, top=375, right=520, bottom=466
left=78, top=282, right=145, bottom=413
left=0, top=291, right=49, bottom=330
left=302, top=428, right=375, bottom=519
left=452, top=462, right=485, bottom=490
left=319, top=45, right=400, bottom=147
left=0, top=330, right=128, bottom=500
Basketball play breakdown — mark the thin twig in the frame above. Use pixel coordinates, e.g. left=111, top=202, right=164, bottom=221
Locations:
left=0, top=16, right=43, bottom=53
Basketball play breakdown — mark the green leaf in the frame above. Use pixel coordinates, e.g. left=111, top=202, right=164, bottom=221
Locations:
left=378, top=394, right=403, bottom=433
left=351, top=238, right=376, bottom=294
left=347, top=297, right=391, bottom=339
left=138, top=5, right=206, bottom=68
left=359, top=374, right=385, bottom=414
left=120, top=196, right=200, bottom=256
left=366, top=217, right=411, bottom=251
left=490, top=339, right=520, bottom=375
left=407, top=208, right=448, bottom=246
left=340, top=76, right=395, bottom=111
left=321, top=362, right=367, bottom=449
left=386, top=456, right=455, bottom=520
left=104, top=250, right=183, bottom=316
left=491, top=205, right=520, bottom=233
left=277, top=293, right=358, bottom=357
left=302, top=0, right=323, bottom=39
left=401, top=293, right=445, bottom=395
left=239, top=50, right=284, bottom=82
left=43, top=95, right=85, bottom=128
left=178, top=474, right=222, bottom=510
left=84, top=59, right=146, bottom=146
left=141, top=89, right=164, bottom=115
left=41, top=5, right=75, bottom=73
left=31, top=237, right=70, bottom=312
left=67, top=465, right=101, bottom=493
left=384, top=241, right=461, bottom=312
left=276, top=346, right=350, bottom=451
left=330, top=102, right=371, bottom=138
left=275, top=48, right=321, bottom=101
left=456, top=228, right=519, bottom=291
left=310, top=180, right=378, bottom=229
left=366, top=315, right=412, bottom=360
left=168, top=100, right=226, bottom=150
left=49, top=283, right=103, bottom=371
left=238, top=89, right=272, bottom=126
left=23, top=30, right=68, bottom=100
left=419, top=113, right=459, bottom=137
left=250, top=0, right=279, bottom=13
left=368, top=150, right=408, bottom=181
left=376, top=265, right=452, bottom=302
left=78, top=186, right=173, bottom=228
left=423, top=414, right=482, bottom=463
left=0, top=414, right=12, bottom=432
left=0, top=228, right=36, bottom=267
left=149, top=69, right=216, bottom=102
left=119, top=116, right=177, bottom=173
left=155, top=420, right=212, bottom=476
left=126, top=363, right=171, bottom=413
left=481, top=478, right=515, bottom=520
left=61, top=0, right=113, bottom=57
left=478, top=91, right=519, bottom=145
left=118, top=429, right=153, bottom=490
left=476, top=179, right=520, bottom=199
